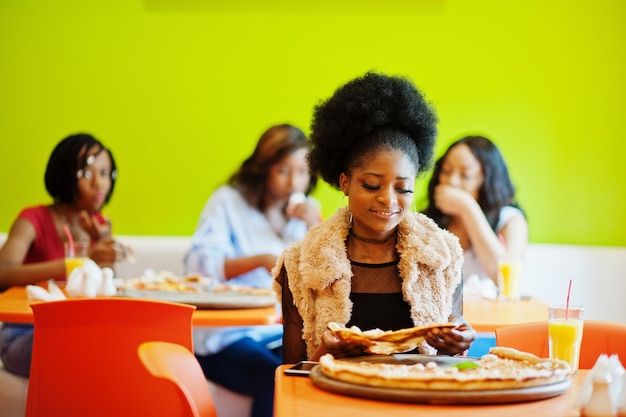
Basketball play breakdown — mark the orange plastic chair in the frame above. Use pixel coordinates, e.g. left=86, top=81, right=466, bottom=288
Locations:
left=495, top=320, right=626, bottom=369
left=25, top=297, right=195, bottom=417
left=138, top=341, right=217, bottom=417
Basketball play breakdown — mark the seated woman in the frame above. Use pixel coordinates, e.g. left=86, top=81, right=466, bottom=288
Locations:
left=185, top=124, right=321, bottom=417
left=423, top=135, right=528, bottom=297
left=0, top=133, right=119, bottom=377
left=273, top=72, right=476, bottom=364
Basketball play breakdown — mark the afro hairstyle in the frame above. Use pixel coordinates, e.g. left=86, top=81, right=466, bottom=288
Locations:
left=308, top=71, right=438, bottom=189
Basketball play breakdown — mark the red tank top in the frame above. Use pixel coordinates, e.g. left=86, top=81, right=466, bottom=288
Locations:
left=17, top=205, right=107, bottom=277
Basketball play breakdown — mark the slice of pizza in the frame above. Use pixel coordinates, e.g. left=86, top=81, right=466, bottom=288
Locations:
left=327, top=322, right=458, bottom=355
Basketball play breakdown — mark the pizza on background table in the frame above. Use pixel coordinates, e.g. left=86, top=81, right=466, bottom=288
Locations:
left=117, top=271, right=276, bottom=309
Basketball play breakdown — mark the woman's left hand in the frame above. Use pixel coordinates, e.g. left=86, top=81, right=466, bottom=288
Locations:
left=424, top=316, right=476, bottom=356
left=313, top=326, right=369, bottom=360
left=433, top=185, right=475, bottom=217
left=88, top=238, right=117, bottom=268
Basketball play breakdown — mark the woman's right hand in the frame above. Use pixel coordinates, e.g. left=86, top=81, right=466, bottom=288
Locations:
left=433, top=184, right=475, bottom=216
left=315, top=327, right=370, bottom=360
left=79, top=210, right=112, bottom=240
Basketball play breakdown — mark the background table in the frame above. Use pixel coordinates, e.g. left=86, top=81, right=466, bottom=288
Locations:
left=0, top=285, right=278, bottom=326
left=274, top=365, right=584, bottom=417
left=463, top=298, right=549, bottom=333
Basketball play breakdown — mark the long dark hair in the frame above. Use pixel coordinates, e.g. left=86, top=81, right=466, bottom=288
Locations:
left=423, top=136, right=523, bottom=230
left=228, top=124, right=317, bottom=210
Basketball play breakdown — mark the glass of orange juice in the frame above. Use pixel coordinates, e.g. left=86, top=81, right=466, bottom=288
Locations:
left=64, top=241, right=89, bottom=279
left=549, top=304, right=584, bottom=373
left=497, top=258, right=523, bottom=301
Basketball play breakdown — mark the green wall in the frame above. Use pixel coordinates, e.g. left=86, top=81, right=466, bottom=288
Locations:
left=1, top=0, right=625, bottom=246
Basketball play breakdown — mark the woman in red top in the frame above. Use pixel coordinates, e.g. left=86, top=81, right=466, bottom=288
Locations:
left=0, top=133, right=118, bottom=376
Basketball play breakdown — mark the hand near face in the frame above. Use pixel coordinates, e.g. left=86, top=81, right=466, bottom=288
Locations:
left=424, top=316, right=476, bottom=356
left=79, top=211, right=122, bottom=266
left=433, top=185, right=475, bottom=216
left=79, top=210, right=112, bottom=240
left=285, top=199, right=322, bottom=229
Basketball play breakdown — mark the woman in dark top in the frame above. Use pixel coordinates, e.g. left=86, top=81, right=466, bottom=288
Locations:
left=273, top=72, right=475, bottom=363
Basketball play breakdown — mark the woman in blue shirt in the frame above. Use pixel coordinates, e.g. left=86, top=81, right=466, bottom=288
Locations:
left=185, top=124, right=320, bottom=417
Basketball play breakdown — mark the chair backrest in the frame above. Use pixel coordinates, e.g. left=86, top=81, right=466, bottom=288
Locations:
left=495, top=320, right=626, bottom=369
left=26, top=297, right=195, bottom=417
left=138, top=341, right=217, bottom=417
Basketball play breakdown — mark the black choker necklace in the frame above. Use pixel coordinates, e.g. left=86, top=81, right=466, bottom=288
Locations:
left=348, top=229, right=396, bottom=245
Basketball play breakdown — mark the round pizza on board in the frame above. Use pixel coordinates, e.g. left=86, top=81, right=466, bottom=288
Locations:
left=327, top=321, right=458, bottom=355
left=117, top=272, right=276, bottom=308
left=318, top=347, right=572, bottom=391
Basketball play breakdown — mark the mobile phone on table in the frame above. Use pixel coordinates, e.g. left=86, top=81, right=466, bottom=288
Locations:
left=284, top=361, right=319, bottom=376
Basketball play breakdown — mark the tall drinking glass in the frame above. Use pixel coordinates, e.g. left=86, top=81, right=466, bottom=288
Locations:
left=64, top=241, right=89, bottom=280
left=548, top=305, right=584, bottom=373
left=497, top=258, right=522, bottom=301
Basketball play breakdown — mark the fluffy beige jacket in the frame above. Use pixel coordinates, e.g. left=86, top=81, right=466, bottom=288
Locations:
left=273, top=207, right=463, bottom=358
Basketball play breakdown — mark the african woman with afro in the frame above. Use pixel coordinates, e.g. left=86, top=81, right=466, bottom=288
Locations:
left=273, top=72, right=476, bottom=363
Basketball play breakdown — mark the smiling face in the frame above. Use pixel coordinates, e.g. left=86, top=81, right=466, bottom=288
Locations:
left=340, top=148, right=417, bottom=239
left=74, top=147, right=113, bottom=212
left=438, top=143, right=484, bottom=200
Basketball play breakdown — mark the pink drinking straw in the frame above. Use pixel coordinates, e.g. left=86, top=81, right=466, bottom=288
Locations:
left=63, top=224, right=75, bottom=258
left=498, top=233, right=507, bottom=261
left=565, top=278, right=572, bottom=320
left=497, top=233, right=506, bottom=250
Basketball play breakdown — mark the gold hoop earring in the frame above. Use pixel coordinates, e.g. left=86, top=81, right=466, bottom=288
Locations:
left=349, top=213, right=353, bottom=224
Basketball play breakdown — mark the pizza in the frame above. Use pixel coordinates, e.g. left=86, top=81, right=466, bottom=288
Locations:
left=120, top=272, right=274, bottom=296
left=213, top=284, right=274, bottom=296
left=121, top=273, right=206, bottom=292
left=318, top=347, right=572, bottom=391
left=327, top=322, right=457, bottom=355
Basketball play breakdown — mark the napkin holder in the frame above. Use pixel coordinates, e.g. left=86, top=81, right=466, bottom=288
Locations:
left=65, top=260, right=117, bottom=298
left=577, top=354, right=625, bottom=417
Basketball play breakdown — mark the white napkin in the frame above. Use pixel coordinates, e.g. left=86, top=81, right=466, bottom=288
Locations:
left=618, top=364, right=626, bottom=415
left=576, top=353, right=625, bottom=409
left=463, top=274, right=498, bottom=300
left=26, top=280, right=67, bottom=301
left=65, top=260, right=117, bottom=298
left=287, top=192, right=306, bottom=211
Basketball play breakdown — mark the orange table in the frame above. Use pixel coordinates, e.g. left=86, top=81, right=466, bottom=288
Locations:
left=274, top=365, right=585, bottom=417
left=0, top=285, right=278, bottom=326
left=463, top=298, right=549, bottom=333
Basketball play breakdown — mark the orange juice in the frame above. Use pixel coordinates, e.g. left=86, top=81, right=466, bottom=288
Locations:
left=65, top=257, right=88, bottom=278
left=549, top=318, right=584, bottom=371
left=497, top=260, right=522, bottom=301
left=64, top=241, right=90, bottom=279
